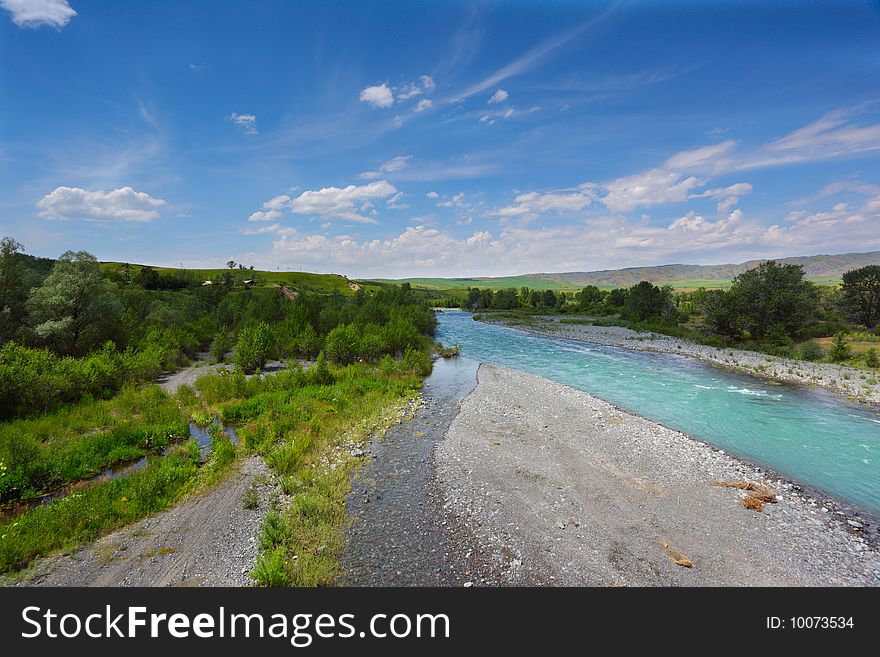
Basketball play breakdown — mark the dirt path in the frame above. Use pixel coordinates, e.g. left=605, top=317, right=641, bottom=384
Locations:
left=20, top=456, right=276, bottom=587
left=435, top=364, right=880, bottom=586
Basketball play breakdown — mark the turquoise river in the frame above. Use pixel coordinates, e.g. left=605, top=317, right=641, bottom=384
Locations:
left=436, top=310, right=880, bottom=516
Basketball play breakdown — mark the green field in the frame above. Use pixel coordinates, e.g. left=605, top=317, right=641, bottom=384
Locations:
left=375, top=274, right=842, bottom=294
left=370, top=275, right=582, bottom=292
left=100, top=262, right=378, bottom=295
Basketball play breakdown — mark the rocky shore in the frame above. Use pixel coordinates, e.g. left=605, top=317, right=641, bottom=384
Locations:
left=479, top=314, right=880, bottom=406
left=435, top=364, right=880, bottom=586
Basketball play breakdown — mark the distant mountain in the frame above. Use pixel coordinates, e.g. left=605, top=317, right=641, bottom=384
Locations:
left=527, top=251, right=880, bottom=288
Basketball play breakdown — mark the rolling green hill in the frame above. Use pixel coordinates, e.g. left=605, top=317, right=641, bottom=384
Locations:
left=375, top=251, right=880, bottom=292
left=99, top=262, right=377, bottom=295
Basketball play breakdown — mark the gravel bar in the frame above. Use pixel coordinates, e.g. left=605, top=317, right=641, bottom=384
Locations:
left=435, top=364, right=880, bottom=586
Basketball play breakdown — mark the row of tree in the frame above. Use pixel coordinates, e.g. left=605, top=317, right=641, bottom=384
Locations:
left=462, top=261, right=880, bottom=346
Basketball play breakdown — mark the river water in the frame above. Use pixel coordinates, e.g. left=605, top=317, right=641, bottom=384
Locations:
left=436, top=310, right=880, bottom=516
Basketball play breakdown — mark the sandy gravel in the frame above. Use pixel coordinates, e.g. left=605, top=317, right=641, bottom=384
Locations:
left=435, top=364, right=880, bottom=586
left=483, top=315, right=880, bottom=406
left=19, top=456, right=277, bottom=587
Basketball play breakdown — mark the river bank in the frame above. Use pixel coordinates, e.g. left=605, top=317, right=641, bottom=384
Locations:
left=435, top=364, right=880, bottom=586
left=476, top=314, right=880, bottom=407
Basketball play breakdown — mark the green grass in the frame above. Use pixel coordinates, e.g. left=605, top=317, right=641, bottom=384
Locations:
left=0, top=438, right=238, bottom=574
left=187, top=357, right=426, bottom=586
left=100, top=262, right=380, bottom=295
left=0, top=385, right=189, bottom=502
left=369, top=275, right=581, bottom=292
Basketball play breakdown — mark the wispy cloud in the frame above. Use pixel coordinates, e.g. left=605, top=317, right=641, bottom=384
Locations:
left=227, top=112, right=258, bottom=135
left=358, top=155, right=412, bottom=180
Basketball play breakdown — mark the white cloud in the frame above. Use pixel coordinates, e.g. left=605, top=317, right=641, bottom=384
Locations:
left=415, top=99, right=433, bottom=112
left=688, top=182, right=753, bottom=213
left=420, top=75, right=436, bottom=91
left=359, top=83, right=394, bottom=109
left=227, top=112, right=257, bottom=135
left=289, top=180, right=398, bottom=224
left=489, top=187, right=595, bottom=220
left=251, top=189, right=880, bottom=277
left=664, top=140, right=737, bottom=172
left=393, top=115, right=403, bottom=129
left=37, top=186, right=166, bottom=222
left=242, top=222, right=285, bottom=235
left=602, top=169, right=703, bottom=213
left=436, top=192, right=466, bottom=208
left=248, top=209, right=283, bottom=223
left=1, top=0, right=75, bottom=28
left=426, top=191, right=439, bottom=199
left=359, top=155, right=412, bottom=180
left=488, top=89, right=509, bottom=104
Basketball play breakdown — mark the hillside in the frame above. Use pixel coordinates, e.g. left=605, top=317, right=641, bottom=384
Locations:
left=377, top=251, right=880, bottom=291
left=98, top=262, right=376, bottom=295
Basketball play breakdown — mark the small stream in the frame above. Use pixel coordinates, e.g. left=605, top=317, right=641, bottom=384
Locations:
left=0, top=421, right=238, bottom=521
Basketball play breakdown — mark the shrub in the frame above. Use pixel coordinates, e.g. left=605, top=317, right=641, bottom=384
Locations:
left=798, top=340, right=823, bottom=362
left=865, top=348, right=879, bottom=369
left=829, top=332, right=852, bottom=363
left=235, top=323, right=274, bottom=373
left=324, top=324, right=361, bottom=364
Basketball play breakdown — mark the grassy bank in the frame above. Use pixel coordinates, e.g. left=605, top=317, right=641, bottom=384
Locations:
left=182, top=354, right=429, bottom=586
left=0, top=434, right=237, bottom=574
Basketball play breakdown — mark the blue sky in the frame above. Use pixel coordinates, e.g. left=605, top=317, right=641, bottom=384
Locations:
left=2, top=0, right=880, bottom=277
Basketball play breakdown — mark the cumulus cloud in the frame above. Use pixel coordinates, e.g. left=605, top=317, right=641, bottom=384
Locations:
left=489, top=186, right=595, bottom=220
left=426, top=191, right=439, bottom=199
left=601, top=169, right=703, bottom=213
left=1, top=0, right=76, bottom=28
left=37, top=186, right=166, bottom=222
left=415, top=99, right=433, bottom=113
left=359, top=83, right=394, bottom=109
left=488, top=89, right=509, bottom=104
left=227, top=112, right=257, bottom=135
left=359, top=155, right=412, bottom=180
left=259, top=189, right=880, bottom=277
left=288, top=180, right=398, bottom=224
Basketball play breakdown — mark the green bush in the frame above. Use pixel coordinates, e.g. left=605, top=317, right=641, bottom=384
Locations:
left=799, top=340, right=824, bottom=361
left=865, top=348, right=879, bottom=368
left=235, top=323, right=274, bottom=373
left=829, top=332, right=851, bottom=363
left=324, top=324, right=361, bottom=364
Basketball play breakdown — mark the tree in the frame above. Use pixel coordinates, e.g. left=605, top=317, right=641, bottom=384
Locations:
left=575, top=285, right=604, bottom=311
left=697, top=289, right=740, bottom=338
left=623, top=281, right=675, bottom=322
left=234, top=323, right=274, bottom=373
left=134, top=266, right=160, bottom=290
left=0, top=237, right=27, bottom=344
left=841, top=265, right=880, bottom=328
left=728, top=261, right=817, bottom=340
left=324, top=324, right=361, bottom=364
left=829, top=332, right=851, bottom=363
left=226, top=260, right=237, bottom=269
left=26, top=250, right=122, bottom=355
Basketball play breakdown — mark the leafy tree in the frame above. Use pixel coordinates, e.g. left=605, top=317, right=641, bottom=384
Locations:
left=465, top=287, right=482, bottom=310
left=623, top=281, right=675, bottom=322
left=134, top=266, right=160, bottom=290
left=828, top=332, right=851, bottom=363
left=324, top=324, right=361, bottom=364
left=864, top=347, right=879, bottom=368
left=575, top=285, right=604, bottom=311
left=728, top=261, right=817, bottom=340
left=0, top=237, right=27, bottom=344
left=697, top=289, right=739, bottom=338
left=234, top=322, right=274, bottom=373
left=840, top=265, right=880, bottom=328
left=26, top=251, right=122, bottom=356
